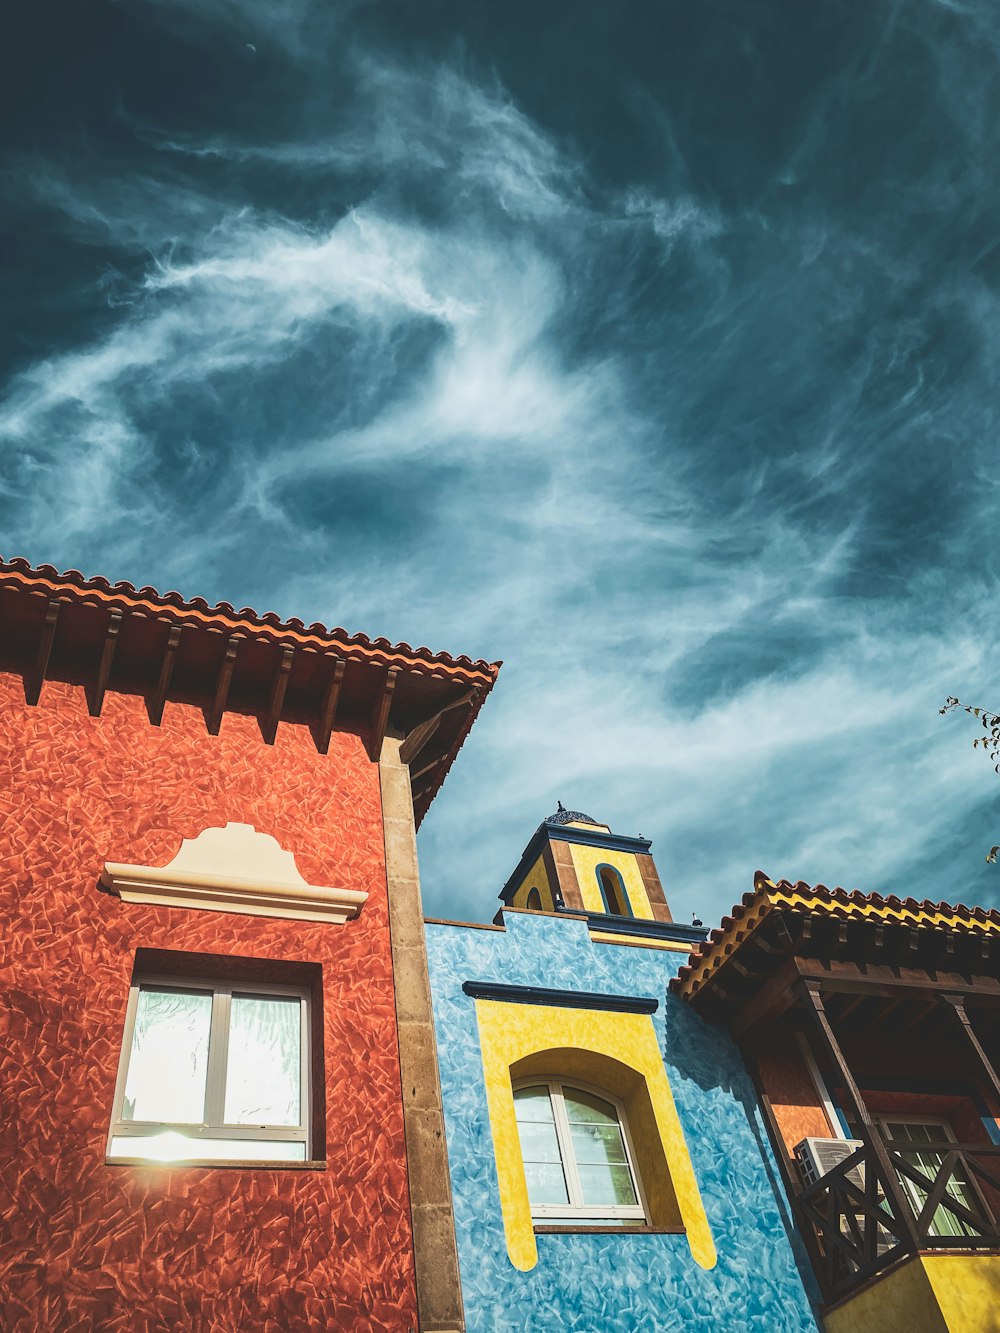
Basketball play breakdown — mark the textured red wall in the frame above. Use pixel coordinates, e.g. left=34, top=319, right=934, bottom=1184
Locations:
left=0, top=675, right=418, bottom=1332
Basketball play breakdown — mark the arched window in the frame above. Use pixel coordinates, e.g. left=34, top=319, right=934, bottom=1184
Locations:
left=512, top=1080, right=646, bottom=1224
left=597, top=865, right=632, bottom=918
left=525, top=887, right=542, bottom=911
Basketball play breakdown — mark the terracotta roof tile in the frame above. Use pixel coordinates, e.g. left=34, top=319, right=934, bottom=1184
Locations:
left=0, top=555, right=501, bottom=683
left=672, top=872, right=1000, bottom=999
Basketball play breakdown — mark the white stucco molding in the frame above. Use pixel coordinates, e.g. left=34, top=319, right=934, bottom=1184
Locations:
left=101, top=822, right=368, bottom=924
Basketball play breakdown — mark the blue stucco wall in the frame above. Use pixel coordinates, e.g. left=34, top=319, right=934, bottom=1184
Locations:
left=426, top=912, right=821, bottom=1332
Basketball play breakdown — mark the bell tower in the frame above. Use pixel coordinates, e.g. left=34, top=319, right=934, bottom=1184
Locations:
left=497, top=802, right=673, bottom=923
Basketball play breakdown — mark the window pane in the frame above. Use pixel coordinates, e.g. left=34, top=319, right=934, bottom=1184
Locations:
left=577, top=1162, right=639, bottom=1207
left=224, top=994, right=301, bottom=1127
left=524, top=1161, right=569, bottom=1205
left=517, top=1119, right=563, bottom=1164
left=122, top=988, right=212, bottom=1124
left=562, top=1088, right=619, bottom=1125
left=109, top=1132, right=306, bottom=1162
left=514, top=1086, right=555, bottom=1122
left=569, top=1121, right=629, bottom=1166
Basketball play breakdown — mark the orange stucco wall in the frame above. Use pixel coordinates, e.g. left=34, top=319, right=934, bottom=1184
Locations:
left=0, top=675, right=418, bottom=1331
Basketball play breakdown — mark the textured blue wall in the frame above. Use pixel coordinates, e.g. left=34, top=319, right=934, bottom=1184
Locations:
left=426, top=912, right=821, bottom=1332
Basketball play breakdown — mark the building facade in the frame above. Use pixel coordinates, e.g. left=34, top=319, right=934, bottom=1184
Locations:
left=425, top=808, right=821, bottom=1331
left=426, top=810, right=1000, bottom=1333
left=0, top=557, right=499, bottom=1332
left=3, top=556, right=999, bottom=1332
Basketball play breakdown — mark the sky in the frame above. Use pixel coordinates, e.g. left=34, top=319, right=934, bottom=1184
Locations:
left=2, top=0, right=999, bottom=926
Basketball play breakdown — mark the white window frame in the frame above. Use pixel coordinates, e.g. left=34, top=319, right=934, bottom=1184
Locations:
left=107, top=973, right=311, bottom=1162
left=877, top=1113, right=982, bottom=1239
left=512, top=1078, right=648, bottom=1223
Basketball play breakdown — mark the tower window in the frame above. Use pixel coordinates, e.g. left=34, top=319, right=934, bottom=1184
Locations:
left=597, top=865, right=632, bottom=918
left=513, top=1081, right=646, bottom=1224
left=526, top=888, right=542, bottom=910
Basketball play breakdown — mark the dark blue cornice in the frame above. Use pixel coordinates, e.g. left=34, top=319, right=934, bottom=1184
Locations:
left=581, top=912, right=709, bottom=945
left=461, top=981, right=659, bottom=1013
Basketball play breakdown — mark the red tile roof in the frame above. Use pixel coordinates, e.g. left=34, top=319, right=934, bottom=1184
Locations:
left=0, top=555, right=501, bottom=684
left=0, top=556, right=501, bottom=826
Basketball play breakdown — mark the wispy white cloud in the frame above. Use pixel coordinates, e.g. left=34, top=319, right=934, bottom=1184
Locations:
left=2, top=36, right=999, bottom=930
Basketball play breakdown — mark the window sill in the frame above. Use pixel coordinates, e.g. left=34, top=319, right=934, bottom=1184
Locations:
left=534, top=1224, right=685, bottom=1235
left=106, top=1157, right=327, bottom=1170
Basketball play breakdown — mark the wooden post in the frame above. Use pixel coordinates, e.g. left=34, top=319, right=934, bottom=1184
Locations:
left=939, top=993, right=1000, bottom=1105
left=800, top=980, right=921, bottom=1249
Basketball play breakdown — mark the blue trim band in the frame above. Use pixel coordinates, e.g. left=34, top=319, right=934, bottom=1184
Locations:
left=462, top=981, right=659, bottom=1013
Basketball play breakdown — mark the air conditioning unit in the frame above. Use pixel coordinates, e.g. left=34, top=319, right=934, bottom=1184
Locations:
left=795, top=1137, right=864, bottom=1190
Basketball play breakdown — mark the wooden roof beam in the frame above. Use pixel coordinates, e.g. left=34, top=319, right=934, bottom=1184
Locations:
left=148, top=624, right=182, bottom=726
left=25, top=598, right=61, bottom=706
left=262, top=646, right=294, bottom=745
left=207, top=636, right=240, bottom=736
left=367, top=666, right=398, bottom=761
left=314, top=656, right=346, bottom=755
left=399, top=688, right=476, bottom=766
left=88, top=609, right=122, bottom=717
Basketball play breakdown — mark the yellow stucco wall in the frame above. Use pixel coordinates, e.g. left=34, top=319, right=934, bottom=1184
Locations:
left=473, top=998, right=716, bottom=1273
left=509, top=852, right=555, bottom=911
left=568, top=843, right=654, bottom=919
left=923, top=1254, right=1000, bottom=1332
left=823, top=1258, right=946, bottom=1333
left=823, top=1254, right=1000, bottom=1333
left=590, top=932, right=691, bottom=953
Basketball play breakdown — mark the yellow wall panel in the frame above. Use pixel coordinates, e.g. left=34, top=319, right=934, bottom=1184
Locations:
left=509, top=853, right=554, bottom=911
left=568, top=843, right=655, bottom=919
left=822, top=1253, right=1000, bottom=1333
left=923, top=1254, right=1000, bottom=1331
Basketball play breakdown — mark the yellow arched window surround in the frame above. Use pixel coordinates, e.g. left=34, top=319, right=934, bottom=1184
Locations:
left=473, top=999, right=716, bottom=1272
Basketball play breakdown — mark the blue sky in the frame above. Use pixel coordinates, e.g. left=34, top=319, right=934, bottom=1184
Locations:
left=2, top=1, right=998, bottom=925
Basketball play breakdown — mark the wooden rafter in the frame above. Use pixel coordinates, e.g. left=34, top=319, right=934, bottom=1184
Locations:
left=262, top=646, right=294, bottom=744
left=315, top=656, right=345, bottom=755
left=411, top=754, right=445, bottom=786
left=837, top=993, right=867, bottom=1025
left=399, top=688, right=476, bottom=766
left=89, top=609, right=123, bottom=717
left=25, top=598, right=61, bottom=706
left=149, top=625, right=182, bottom=725
left=367, top=666, right=398, bottom=761
left=207, top=636, right=240, bottom=735
left=900, top=1000, right=937, bottom=1034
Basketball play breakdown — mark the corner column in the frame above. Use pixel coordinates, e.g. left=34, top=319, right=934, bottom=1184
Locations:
left=379, top=734, right=465, bottom=1333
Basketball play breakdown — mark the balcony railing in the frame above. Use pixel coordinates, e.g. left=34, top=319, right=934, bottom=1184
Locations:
left=795, top=1140, right=1000, bottom=1303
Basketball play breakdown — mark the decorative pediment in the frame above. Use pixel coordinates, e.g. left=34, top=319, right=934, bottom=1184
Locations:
left=101, top=822, right=367, bottom=924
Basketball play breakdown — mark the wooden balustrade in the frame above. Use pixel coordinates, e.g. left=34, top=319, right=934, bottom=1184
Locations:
left=796, top=1140, right=1000, bottom=1303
